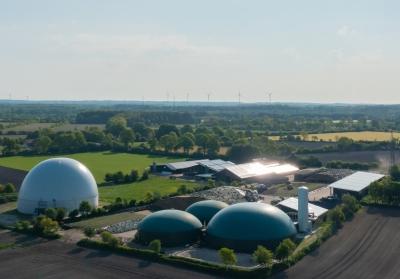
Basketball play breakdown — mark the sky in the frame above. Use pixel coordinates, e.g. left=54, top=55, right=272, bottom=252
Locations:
left=0, top=0, right=399, bottom=103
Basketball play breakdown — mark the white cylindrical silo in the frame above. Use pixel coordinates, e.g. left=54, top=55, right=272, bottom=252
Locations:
left=298, top=186, right=310, bottom=233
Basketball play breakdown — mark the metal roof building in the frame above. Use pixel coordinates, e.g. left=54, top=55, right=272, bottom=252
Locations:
left=277, top=197, right=328, bottom=221
left=329, top=171, right=384, bottom=197
left=198, top=159, right=235, bottom=173
left=165, top=159, right=209, bottom=172
left=216, top=162, right=299, bottom=183
left=17, top=158, right=99, bottom=214
left=206, top=202, right=296, bottom=252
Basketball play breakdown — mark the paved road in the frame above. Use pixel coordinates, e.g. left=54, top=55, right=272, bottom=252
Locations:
left=273, top=207, right=400, bottom=279
left=0, top=232, right=222, bottom=279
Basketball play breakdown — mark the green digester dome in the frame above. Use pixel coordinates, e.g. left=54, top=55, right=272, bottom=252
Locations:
left=186, top=200, right=228, bottom=224
left=136, top=209, right=202, bottom=246
left=206, top=202, right=296, bottom=252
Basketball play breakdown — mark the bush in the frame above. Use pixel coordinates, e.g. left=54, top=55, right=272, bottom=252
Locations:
left=15, top=220, right=31, bottom=231
left=141, top=170, right=149, bottom=181
left=3, top=183, right=16, bottom=193
left=275, top=239, right=296, bottom=262
left=148, top=239, right=161, bottom=254
left=69, top=209, right=79, bottom=219
left=100, top=231, right=114, bottom=243
left=32, top=215, right=59, bottom=238
left=253, top=245, right=273, bottom=267
left=327, top=206, right=345, bottom=229
left=45, top=208, right=57, bottom=220
left=79, top=201, right=92, bottom=216
left=218, top=247, right=237, bottom=266
left=84, top=227, right=96, bottom=238
left=56, top=208, right=66, bottom=222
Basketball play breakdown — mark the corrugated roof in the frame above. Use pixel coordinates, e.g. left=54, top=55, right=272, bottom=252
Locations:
left=166, top=159, right=209, bottom=171
left=277, top=197, right=328, bottom=220
left=198, top=159, right=235, bottom=172
left=224, top=162, right=299, bottom=179
left=328, top=171, right=384, bottom=192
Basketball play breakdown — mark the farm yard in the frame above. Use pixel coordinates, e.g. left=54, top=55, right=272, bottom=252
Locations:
left=0, top=152, right=198, bottom=203
left=272, top=207, right=400, bottom=279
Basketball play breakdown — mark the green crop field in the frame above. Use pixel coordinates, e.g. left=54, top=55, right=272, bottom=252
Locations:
left=270, top=131, right=400, bottom=142
left=0, top=152, right=181, bottom=183
left=98, top=176, right=197, bottom=203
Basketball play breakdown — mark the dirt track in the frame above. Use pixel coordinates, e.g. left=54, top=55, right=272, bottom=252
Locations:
left=273, top=207, right=400, bottom=279
left=0, top=232, right=222, bottom=279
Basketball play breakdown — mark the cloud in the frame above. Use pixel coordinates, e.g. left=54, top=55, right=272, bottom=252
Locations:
left=336, top=25, right=356, bottom=37
left=48, top=33, right=236, bottom=57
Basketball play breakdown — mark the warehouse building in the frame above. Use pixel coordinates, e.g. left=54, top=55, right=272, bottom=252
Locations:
left=215, top=162, right=299, bottom=184
left=17, top=158, right=99, bottom=214
left=151, top=159, right=235, bottom=176
left=329, top=171, right=385, bottom=199
left=277, top=197, right=328, bottom=222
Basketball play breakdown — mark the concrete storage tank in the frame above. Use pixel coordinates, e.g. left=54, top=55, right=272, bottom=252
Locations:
left=298, top=186, right=311, bottom=233
left=206, top=202, right=296, bottom=252
left=17, top=158, right=98, bottom=214
left=185, top=200, right=228, bottom=224
left=136, top=209, right=203, bottom=246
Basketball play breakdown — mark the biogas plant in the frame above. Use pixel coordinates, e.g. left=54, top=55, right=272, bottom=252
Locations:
left=135, top=194, right=310, bottom=253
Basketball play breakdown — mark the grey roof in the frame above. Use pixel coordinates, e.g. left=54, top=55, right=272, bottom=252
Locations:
left=277, top=197, right=328, bottom=220
left=224, top=162, right=299, bottom=179
left=198, top=159, right=235, bottom=172
left=328, top=171, right=384, bottom=192
left=166, top=159, right=209, bottom=171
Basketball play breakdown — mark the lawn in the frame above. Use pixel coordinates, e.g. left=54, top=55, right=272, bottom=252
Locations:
left=98, top=176, right=197, bottom=203
left=69, top=211, right=148, bottom=229
left=0, top=152, right=182, bottom=183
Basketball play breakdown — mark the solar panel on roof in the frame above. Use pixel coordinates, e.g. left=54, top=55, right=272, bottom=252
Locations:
left=329, top=171, right=384, bottom=192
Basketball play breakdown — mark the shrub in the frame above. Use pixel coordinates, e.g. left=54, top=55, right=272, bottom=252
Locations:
left=56, top=208, right=66, bottom=222
left=84, top=227, right=96, bottom=238
left=148, top=239, right=161, bottom=254
left=69, top=209, right=79, bottom=219
left=79, top=201, right=92, bottom=216
left=275, top=239, right=296, bottom=262
left=141, top=170, right=149, bottom=181
left=218, top=247, right=237, bottom=266
left=100, top=231, right=114, bottom=243
left=327, top=206, right=345, bottom=229
left=252, top=245, right=273, bottom=267
left=44, top=208, right=57, bottom=220
left=3, top=183, right=16, bottom=193
left=32, top=215, right=59, bottom=237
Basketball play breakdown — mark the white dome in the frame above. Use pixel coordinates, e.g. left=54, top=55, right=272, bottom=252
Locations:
left=17, top=158, right=99, bottom=214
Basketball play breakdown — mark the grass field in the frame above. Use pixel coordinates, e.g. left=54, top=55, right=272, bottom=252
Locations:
left=0, top=152, right=181, bottom=183
left=98, top=176, right=197, bottom=203
left=69, top=211, right=148, bottom=229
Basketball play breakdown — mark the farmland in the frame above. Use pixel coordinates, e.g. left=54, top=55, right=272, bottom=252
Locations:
left=0, top=152, right=181, bottom=183
left=273, top=207, right=400, bottom=279
left=306, top=131, right=400, bottom=141
left=0, top=152, right=197, bottom=203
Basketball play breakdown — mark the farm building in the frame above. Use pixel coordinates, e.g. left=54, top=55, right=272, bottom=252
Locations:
left=215, top=162, right=299, bottom=184
left=329, top=171, right=385, bottom=198
left=206, top=202, right=296, bottom=252
left=135, top=209, right=203, bottom=246
left=151, top=159, right=235, bottom=176
left=277, top=197, right=328, bottom=222
left=186, top=200, right=228, bottom=224
left=17, top=158, right=99, bottom=214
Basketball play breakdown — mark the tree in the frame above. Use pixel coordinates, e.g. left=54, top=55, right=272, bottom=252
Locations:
left=156, top=124, right=179, bottom=139
left=130, top=169, right=139, bottom=182
left=227, top=144, right=260, bottom=163
left=84, top=227, right=96, bottom=238
left=252, top=245, right=273, bottom=267
left=275, top=239, right=296, bottom=261
left=34, top=135, right=52, bottom=154
left=389, top=165, right=400, bottom=181
left=56, top=208, right=66, bottom=222
left=33, top=215, right=59, bottom=237
left=178, top=135, right=195, bottom=154
left=195, top=133, right=209, bottom=155
left=327, top=206, right=345, bottom=229
left=141, top=170, right=149, bottom=181
left=69, top=209, right=79, bottom=218
left=3, top=183, right=16, bottom=193
left=106, top=116, right=127, bottom=137
left=159, top=132, right=178, bottom=152
left=119, top=128, right=135, bottom=149
left=206, top=135, right=220, bottom=155
left=219, top=247, right=237, bottom=266
left=148, top=239, right=161, bottom=253
left=342, top=194, right=359, bottom=213
left=180, top=124, right=193, bottom=135
left=44, top=208, right=57, bottom=220
left=79, top=201, right=92, bottom=216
